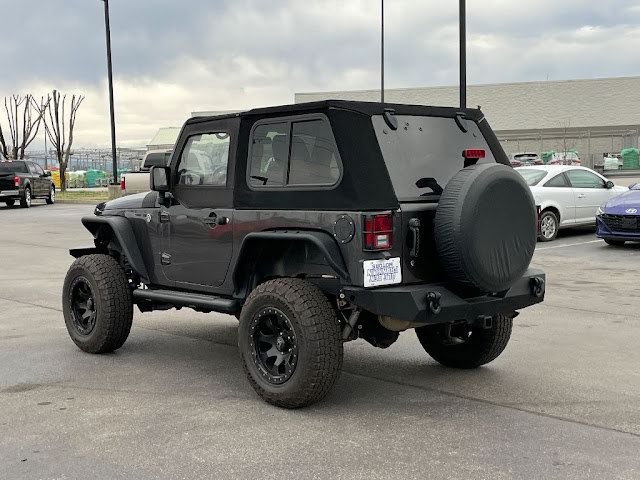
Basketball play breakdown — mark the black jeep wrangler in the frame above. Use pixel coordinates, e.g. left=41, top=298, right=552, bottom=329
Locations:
left=62, top=100, right=545, bottom=408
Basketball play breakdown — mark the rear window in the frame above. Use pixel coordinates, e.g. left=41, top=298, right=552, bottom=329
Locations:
left=517, top=168, right=547, bottom=186
left=372, top=115, right=495, bottom=201
left=0, top=161, right=28, bottom=173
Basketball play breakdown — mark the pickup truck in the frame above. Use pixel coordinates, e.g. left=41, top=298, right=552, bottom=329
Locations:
left=0, top=160, right=55, bottom=208
left=120, top=149, right=172, bottom=196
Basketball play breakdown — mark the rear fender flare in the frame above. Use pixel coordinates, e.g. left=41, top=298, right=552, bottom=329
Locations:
left=77, top=215, right=150, bottom=283
left=233, top=230, right=350, bottom=295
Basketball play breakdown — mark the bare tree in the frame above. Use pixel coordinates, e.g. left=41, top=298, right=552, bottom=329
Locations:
left=0, top=94, right=48, bottom=160
left=43, top=90, right=85, bottom=191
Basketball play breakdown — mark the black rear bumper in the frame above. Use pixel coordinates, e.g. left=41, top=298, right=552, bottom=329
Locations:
left=342, top=268, right=545, bottom=325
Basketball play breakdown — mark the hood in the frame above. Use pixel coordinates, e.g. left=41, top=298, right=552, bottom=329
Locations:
left=103, top=191, right=155, bottom=211
left=602, top=189, right=640, bottom=214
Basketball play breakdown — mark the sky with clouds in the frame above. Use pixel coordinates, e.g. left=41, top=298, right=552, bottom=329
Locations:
left=2, top=0, right=640, bottom=149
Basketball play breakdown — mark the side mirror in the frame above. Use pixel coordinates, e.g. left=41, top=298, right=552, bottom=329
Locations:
left=605, top=180, right=614, bottom=189
left=150, top=166, right=170, bottom=192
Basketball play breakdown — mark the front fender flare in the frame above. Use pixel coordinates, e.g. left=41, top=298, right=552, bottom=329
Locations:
left=77, top=215, right=150, bottom=283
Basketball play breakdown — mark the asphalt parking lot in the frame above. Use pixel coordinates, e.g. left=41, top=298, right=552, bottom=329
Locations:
left=0, top=202, right=638, bottom=479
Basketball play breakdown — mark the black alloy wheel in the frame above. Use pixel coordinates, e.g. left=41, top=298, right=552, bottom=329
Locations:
left=238, top=278, right=343, bottom=408
left=248, top=307, right=299, bottom=385
left=62, top=254, right=133, bottom=353
left=69, top=277, right=97, bottom=335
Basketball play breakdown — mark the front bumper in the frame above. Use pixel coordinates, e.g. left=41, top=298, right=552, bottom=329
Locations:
left=342, top=268, right=546, bottom=325
left=596, top=215, right=640, bottom=241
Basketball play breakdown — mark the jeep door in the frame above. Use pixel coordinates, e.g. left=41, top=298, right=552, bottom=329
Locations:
left=162, top=123, right=236, bottom=289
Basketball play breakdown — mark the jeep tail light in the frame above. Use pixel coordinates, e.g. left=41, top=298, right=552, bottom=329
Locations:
left=14, top=176, right=19, bottom=187
left=462, top=149, right=485, bottom=159
left=363, top=214, right=392, bottom=250
left=536, top=205, right=541, bottom=235
left=120, top=177, right=125, bottom=190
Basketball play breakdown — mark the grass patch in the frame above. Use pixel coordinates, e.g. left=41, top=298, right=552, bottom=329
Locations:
left=56, top=189, right=109, bottom=201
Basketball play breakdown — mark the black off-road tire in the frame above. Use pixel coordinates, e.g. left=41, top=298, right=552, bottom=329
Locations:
left=20, top=186, right=31, bottom=208
left=415, top=314, right=513, bottom=369
left=538, top=210, right=559, bottom=242
left=62, top=254, right=133, bottom=353
left=5, top=199, right=14, bottom=207
left=46, top=184, right=55, bottom=204
left=238, top=278, right=343, bottom=408
left=604, top=239, right=625, bottom=246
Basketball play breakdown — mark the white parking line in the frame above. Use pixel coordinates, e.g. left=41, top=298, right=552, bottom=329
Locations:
left=536, top=239, right=602, bottom=250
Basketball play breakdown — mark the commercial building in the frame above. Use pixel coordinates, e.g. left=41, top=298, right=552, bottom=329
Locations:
left=295, top=76, right=640, bottom=168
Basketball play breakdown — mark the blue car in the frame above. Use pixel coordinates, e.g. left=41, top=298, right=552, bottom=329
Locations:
left=596, top=183, right=640, bottom=245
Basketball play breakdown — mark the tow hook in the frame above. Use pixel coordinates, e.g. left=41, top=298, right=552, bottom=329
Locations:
left=531, top=277, right=545, bottom=298
left=427, top=291, right=442, bottom=314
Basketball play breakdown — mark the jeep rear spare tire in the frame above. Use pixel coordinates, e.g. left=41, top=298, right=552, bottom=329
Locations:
left=434, top=163, right=536, bottom=293
left=238, top=278, right=343, bottom=408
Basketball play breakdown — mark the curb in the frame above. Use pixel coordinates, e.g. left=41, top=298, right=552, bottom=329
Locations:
left=55, top=199, right=104, bottom=205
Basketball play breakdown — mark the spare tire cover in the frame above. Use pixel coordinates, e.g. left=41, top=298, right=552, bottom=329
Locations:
left=434, top=163, right=536, bottom=293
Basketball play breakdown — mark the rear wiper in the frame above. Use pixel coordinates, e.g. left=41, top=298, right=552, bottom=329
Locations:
left=415, top=177, right=443, bottom=195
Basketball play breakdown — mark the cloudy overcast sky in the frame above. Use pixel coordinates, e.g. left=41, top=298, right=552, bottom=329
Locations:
left=2, top=0, right=640, bottom=148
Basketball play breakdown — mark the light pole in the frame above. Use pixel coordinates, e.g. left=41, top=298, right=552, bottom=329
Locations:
left=100, top=0, right=118, bottom=184
left=459, top=0, right=466, bottom=109
left=381, top=0, right=384, bottom=103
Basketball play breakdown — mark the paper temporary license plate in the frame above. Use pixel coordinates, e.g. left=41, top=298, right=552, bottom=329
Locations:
left=363, top=257, right=402, bottom=288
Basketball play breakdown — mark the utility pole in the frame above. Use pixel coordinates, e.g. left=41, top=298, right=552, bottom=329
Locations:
left=101, top=0, right=118, bottom=184
left=381, top=0, right=384, bottom=103
left=459, top=0, right=467, bottom=109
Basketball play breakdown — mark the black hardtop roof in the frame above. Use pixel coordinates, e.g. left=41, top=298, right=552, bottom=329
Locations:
left=184, top=100, right=484, bottom=125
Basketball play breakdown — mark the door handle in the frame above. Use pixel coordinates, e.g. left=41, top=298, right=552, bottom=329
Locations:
left=409, top=218, right=420, bottom=259
left=577, top=194, right=586, bottom=198
left=160, top=211, right=170, bottom=222
left=203, top=212, right=217, bottom=228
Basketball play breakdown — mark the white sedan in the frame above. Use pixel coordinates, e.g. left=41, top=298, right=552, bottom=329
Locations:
left=515, top=165, right=628, bottom=241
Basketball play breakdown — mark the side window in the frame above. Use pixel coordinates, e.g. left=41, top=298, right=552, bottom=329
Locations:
left=176, top=133, right=230, bottom=186
left=248, top=117, right=341, bottom=188
left=249, top=123, right=288, bottom=186
left=27, top=162, right=38, bottom=175
left=565, top=169, right=605, bottom=189
left=544, top=173, right=568, bottom=188
left=33, top=164, right=45, bottom=176
left=289, top=120, right=340, bottom=186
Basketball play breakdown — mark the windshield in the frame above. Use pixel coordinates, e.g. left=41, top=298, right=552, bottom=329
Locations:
left=0, top=161, right=28, bottom=173
left=631, top=183, right=640, bottom=190
left=516, top=168, right=548, bottom=186
left=373, top=115, right=495, bottom=202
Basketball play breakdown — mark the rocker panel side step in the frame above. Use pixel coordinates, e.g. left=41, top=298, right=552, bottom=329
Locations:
left=133, top=289, right=241, bottom=314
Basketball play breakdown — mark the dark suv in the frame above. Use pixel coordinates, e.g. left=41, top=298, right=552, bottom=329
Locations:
left=62, top=101, right=545, bottom=408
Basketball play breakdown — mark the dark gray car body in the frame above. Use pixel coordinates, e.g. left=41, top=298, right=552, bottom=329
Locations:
left=74, top=100, right=545, bottom=325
